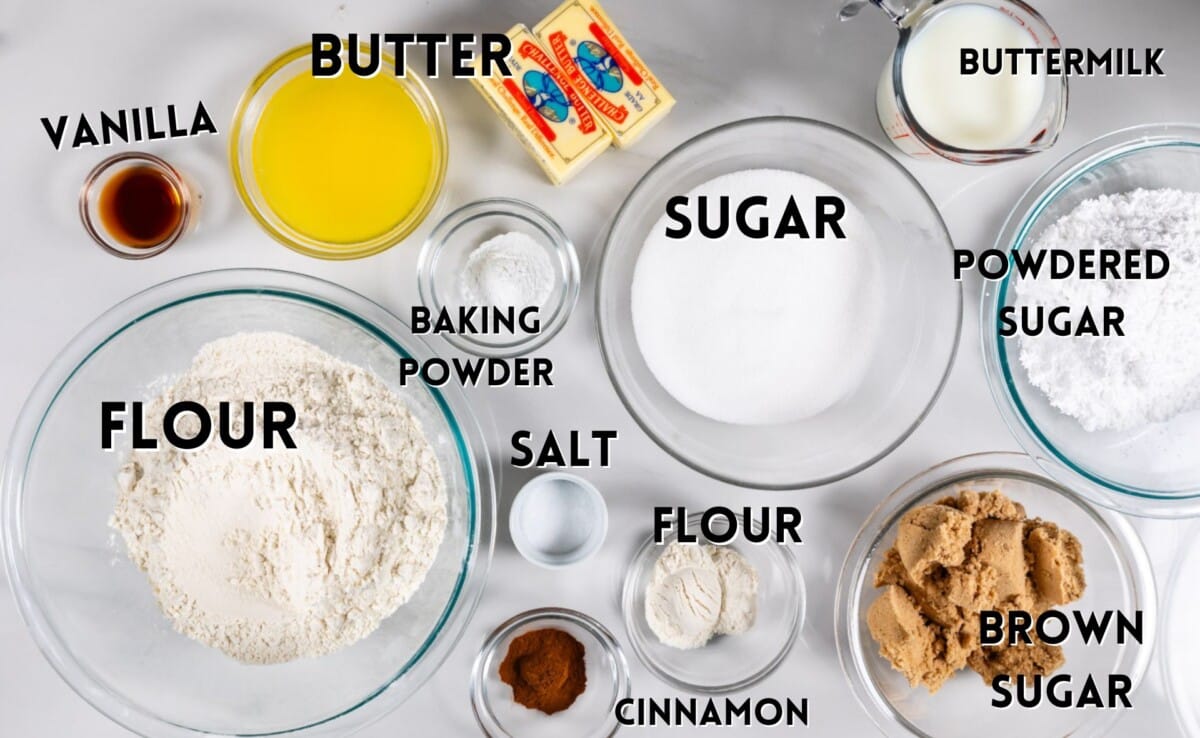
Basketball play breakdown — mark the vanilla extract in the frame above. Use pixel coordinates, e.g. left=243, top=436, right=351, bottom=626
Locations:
left=411, top=305, right=541, bottom=336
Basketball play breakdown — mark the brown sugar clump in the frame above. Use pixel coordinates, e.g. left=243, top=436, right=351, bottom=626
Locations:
left=895, top=504, right=973, bottom=578
left=1027, top=523, right=1087, bottom=608
left=968, top=640, right=1065, bottom=684
left=866, top=488, right=1085, bottom=693
left=499, top=627, right=587, bottom=714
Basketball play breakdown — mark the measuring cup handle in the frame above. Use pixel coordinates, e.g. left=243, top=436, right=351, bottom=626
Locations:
left=839, top=0, right=933, bottom=27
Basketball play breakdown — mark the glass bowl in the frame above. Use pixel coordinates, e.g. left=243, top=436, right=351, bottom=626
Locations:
left=596, top=117, right=961, bottom=489
left=836, top=452, right=1155, bottom=738
left=1, top=269, right=495, bottom=736
left=80, top=152, right=194, bottom=259
left=982, top=124, right=1200, bottom=517
left=1163, top=523, right=1200, bottom=736
left=418, top=198, right=580, bottom=358
left=470, top=607, right=630, bottom=738
left=620, top=512, right=805, bottom=693
left=509, top=472, right=608, bottom=568
left=230, top=43, right=448, bottom=260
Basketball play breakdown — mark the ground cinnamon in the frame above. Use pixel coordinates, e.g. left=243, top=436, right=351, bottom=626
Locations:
left=499, top=627, right=587, bottom=714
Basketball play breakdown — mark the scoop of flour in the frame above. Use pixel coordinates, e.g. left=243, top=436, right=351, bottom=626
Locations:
left=710, top=546, right=759, bottom=635
left=110, top=332, right=447, bottom=665
left=645, top=542, right=759, bottom=649
left=646, top=566, right=722, bottom=649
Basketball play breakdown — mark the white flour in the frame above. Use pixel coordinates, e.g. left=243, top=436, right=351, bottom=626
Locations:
left=458, top=231, right=555, bottom=309
left=110, top=332, right=447, bottom=664
left=709, top=546, right=758, bottom=635
left=644, top=542, right=758, bottom=649
left=631, top=169, right=882, bottom=425
left=1017, top=188, right=1200, bottom=432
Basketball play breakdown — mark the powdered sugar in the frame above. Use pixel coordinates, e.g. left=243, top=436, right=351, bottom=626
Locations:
left=1016, top=188, right=1200, bottom=432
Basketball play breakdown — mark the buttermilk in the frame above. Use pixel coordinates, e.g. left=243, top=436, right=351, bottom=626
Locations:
left=41, top=102, right=218, bottom=151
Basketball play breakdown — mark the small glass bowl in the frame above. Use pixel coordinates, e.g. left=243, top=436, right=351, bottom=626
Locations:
left=982, top=124, right=1200, bottom=517
left=471, top=608, right=630, bottom=738
left=620, top=512, right=805, bottom=693
left=79, top=152, right=193, bottom=259
left=230, top=43, right=448, bottom=259
left=509, top=472, right=608, bottom=568
left=418, top=198, right=580, bottom=358
left=835, top=452, right=1155, bottom=738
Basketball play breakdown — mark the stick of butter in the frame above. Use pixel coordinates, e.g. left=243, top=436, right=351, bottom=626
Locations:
left=471, top=24, right=611, bottom=185
left=534, top=0, right=675, bottom=148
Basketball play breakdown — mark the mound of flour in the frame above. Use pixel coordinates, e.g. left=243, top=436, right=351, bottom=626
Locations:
left=644, top=542, right=759, bottom=649
left=110, top=332, right=447, bottom=664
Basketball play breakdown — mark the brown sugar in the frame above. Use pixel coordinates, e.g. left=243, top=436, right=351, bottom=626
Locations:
left=499, top=627, right=587, bottom=714
left=867, top=489, right=1086, bottom=693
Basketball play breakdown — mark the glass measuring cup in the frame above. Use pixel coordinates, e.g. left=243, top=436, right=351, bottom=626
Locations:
left=846, top=0, right=1068, bottom=163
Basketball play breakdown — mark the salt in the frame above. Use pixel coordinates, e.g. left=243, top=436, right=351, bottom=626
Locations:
left=630, top=169, right=883, bottom=426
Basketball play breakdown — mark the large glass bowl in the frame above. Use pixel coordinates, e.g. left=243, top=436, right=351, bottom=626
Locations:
left=1, top=269, right=495, bottom=736
left=982, top=124, right=1200, bottom=517
left=230, top=44, right=448, bottom=260
left=596, top=117, right=961, bottom=489
left=836, top=452, right=1155, bottom=738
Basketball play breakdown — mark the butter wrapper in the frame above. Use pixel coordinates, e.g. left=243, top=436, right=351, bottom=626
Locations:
left=470, top=24, right=611, bottom=185
left=534, top=0, right=675, bottom=148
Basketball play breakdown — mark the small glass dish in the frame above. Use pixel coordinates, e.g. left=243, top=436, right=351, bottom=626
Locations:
left=418, top=198, right=580, bottom=358
left=835, top=452, right=1155, bottom=738
left=471, top=607, right=630, bottom=738
left=230, top=43, right=448, bottom=260
left=982, top=124, right=1200, bottom=517
left=79, top=152, right=193, bottom=259
left=509, top=472, right=608, bottom=568
left=620, top=512, right=805, bottom=693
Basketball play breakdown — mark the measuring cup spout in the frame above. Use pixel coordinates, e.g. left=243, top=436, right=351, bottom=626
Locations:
left=839, top=0, right=934, bottom=27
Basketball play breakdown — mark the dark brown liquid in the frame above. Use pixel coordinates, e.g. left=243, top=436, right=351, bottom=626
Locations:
left=98, top=165, right=183, bottom=248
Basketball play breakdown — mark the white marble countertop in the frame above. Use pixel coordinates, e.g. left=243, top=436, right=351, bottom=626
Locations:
left=0, top=0, right=1196, bottom=735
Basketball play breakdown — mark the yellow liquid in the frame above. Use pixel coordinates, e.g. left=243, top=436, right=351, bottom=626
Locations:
left=252, top=71, right=435, bottom=246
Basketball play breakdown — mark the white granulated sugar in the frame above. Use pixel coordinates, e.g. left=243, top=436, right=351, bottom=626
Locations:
left=1016, top=188, right=1200, bottom=432
left=644, top=542, right=759, bottom=649
left=110, top=332, right=447, bottom=664
left=459, top=231, right=555, bottom=309
left=631, top=168, right=882, bottom=425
